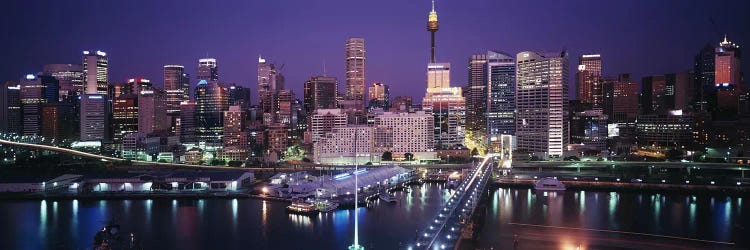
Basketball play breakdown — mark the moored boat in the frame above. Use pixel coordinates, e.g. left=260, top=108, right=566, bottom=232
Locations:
left=379, top=192, right=397, bottom=203
left=534, top=177, right=566, bottom=191
left=286, top=201, right=318, bottom=214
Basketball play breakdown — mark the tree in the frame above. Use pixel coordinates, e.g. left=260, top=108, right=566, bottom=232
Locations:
left=381, top=151, right=393, bottom=161
left=284, top=145, right=305, bottom=161
left=210, top=159, right=226, bottom=166
left=365, top=162, right=373, bottom=165
left=463, top=130, right=488, bottom=156
left=404, top=152, right=414, bottom=161
left=470, top=148, right=478, bottom=156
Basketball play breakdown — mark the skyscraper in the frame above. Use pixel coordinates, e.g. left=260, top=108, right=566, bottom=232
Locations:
left=257, top=56, right=284, bottom=124
left=367, top=82, right=390, bottom=110
left=345, top=37, right=366, bottom=110
left=164, top=65, right=189, bottom=115
left=195, top=80, right=229, bottom=143
left=82, top=50, right=108, bottom=95
left=467, top=54, right=488, bottom=132
left=41, top=103, right=74, bottom=142
left=0, top=81, right=22, bottom=134
left=694, top=44, right=715, bottom=112
left=197, top=58, right=218, bottom=81
left=515, top=51, right=569, bottom=159
left=43, top=64, right=83, bottom=101
left=80, top=94, right=109, bottom=141
left=486, top=51, right=516, bottom=138
left=577, top=54, right=602, bottom=108
left=223, top=105, right=247, bottom=147
left=138, top=89, right=169, bottom=135
left=179, top=101, right=198, bottom=144
left=112, top=93, right=138, bottom=144
left=641, top=75, right=667, bottom=114
left=715, top=35, right=742, bottom=115
left=228, top=84, right=252, bottom=110
left=20, top=74, right=54, bottom=136
left=303, top=76, right=338, bottom=115
left=606, top=74, right=639, bottom=122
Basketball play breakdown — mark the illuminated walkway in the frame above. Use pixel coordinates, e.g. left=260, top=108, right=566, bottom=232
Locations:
left=410, top=154, right=495, bottom=250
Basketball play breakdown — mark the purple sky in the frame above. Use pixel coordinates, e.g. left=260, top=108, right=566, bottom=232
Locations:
left=2, top=0, right=748, bottom=101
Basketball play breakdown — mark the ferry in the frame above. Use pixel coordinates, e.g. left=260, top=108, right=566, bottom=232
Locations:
left=533, top=177, right=566, bottom=191
left=286, top=201, right=318, bottom=214
left=379, top=192, right=397, bottom=203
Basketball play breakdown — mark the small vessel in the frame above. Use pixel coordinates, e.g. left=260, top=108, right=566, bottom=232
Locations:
left=315, top=200, right=340, bottom=212
left=379, top=192, right=397, bottom=203
left=286, top=201, right=318, bottom=214
left=534, top=177, right=566, bottom=191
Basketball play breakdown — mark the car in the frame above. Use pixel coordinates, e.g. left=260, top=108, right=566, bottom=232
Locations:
left=630, top=178, right=643, bottom=183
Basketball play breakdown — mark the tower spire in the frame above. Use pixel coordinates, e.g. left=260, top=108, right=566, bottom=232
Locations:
left=427, top=0, right=439, bottom=63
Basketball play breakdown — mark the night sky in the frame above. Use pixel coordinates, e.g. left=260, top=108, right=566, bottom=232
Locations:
left=2, top=0, right=748, bottom=100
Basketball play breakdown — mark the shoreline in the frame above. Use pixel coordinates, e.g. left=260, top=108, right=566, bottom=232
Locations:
left=492, top=179, right=750, bottom=196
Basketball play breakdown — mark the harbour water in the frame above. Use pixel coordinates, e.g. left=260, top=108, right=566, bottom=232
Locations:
left=0, top=183, right=747, bottom=249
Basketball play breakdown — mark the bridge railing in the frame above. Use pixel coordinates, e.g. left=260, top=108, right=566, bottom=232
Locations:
left=409, top=155, right=494, bottom=250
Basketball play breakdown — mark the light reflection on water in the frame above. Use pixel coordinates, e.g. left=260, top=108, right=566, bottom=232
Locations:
left=1, top=185, right=746, bottom=249
left=480, top=187, right=748, bottom=249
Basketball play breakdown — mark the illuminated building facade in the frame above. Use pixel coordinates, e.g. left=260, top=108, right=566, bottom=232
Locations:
left=303, top=76, right=338, bottom=114
left=577, top=54, right=602, bottom=108
left=195, top=80, right=229, bottom=143
left=82, top=50, right=108, bottom=95
left=345, top=37, right=366, bottom=110
left=486, top=51, right=516, bottom=138
left=515, top=51, right=569, bottom=159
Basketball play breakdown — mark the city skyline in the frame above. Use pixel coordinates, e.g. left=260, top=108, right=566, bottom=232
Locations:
left=3, top=0, right=748, bottom=100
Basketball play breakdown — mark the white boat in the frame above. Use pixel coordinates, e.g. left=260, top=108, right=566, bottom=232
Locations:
left=379, top=192, right=397, bottom=203
left=534, top=177, right=566, bottom=191
left=317, top=200, right=339, bottom=212
left=286, top=201, right=318, bottom=214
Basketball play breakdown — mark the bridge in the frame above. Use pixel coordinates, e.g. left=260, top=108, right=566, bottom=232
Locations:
left=409, top=154, right=496, bottom=250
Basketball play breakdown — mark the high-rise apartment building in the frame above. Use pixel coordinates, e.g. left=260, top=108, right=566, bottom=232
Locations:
left=310, top=109, right=348, bottom=143
left=577, top=54, right=602, bottom=108
left=82, top=50, right=108, bottom=95
left=345, top=37, right=366, bottom=110
left=486, top=51, right=516, bottom=138
left=515, top=51, right=569, bottom=159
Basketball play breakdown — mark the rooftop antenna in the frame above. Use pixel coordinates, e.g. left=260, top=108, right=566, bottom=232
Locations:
left=323, top=59, right=327, bottom=77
